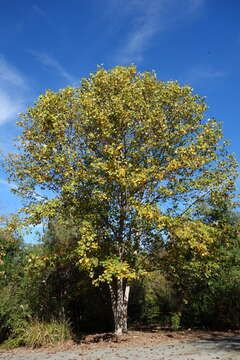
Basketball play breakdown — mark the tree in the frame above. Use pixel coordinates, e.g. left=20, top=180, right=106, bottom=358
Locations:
left=0, top=217, right=24, bottom=283
left=5, top=66, right=237, bottom=335
left=0, top=224, right=29, bottom=343
left=161, top=191, right=240, bottom=327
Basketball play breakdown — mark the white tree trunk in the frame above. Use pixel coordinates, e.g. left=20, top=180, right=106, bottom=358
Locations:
left=109, top=279, right=130, bottom=336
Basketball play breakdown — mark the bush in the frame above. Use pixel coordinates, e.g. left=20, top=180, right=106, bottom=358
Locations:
left=4, top=319, right=72, bottom=348
left=181, top=266, right=240, bottom=330
left=128, top=272, right=178, bottom=327
left=0, top=286, right=30, bottom=343
left=170, top=312, right=181, bottom=330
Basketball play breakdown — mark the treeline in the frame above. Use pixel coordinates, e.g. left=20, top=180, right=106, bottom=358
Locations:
left=1, top=195, right=240, bottom=348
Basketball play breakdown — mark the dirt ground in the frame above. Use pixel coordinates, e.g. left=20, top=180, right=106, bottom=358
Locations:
left=1, top=330, right=240, bottom=360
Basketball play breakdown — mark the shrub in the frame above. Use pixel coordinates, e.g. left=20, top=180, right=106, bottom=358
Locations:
left=0, top=286, right=30, bottom=343
left=4, top=319, right=72, bottom=348
left=170, top=312, right=181, bottom=330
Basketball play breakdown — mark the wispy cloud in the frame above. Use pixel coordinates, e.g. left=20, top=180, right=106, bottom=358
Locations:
left=0, top=57, right=26, bottom=88
left=32, top=4, right=46, bottom=17
left=189, top=0, right=205, bottom=12
left=32, top=4, right=63, bottom=39
left=0, top=90, right=22, bottom=124
left=0, top=178, right=16, bottom=189
left=185, top=65, right=226, bottom=84
left=113, top=0, right=205, bottom=64
left=32, top=52, right=77, bottom=84
left=0, top=56, right=28, bottom=125
left=113, top=0, right=162, bottom=64
left=0, top=179, right=9, bottom=187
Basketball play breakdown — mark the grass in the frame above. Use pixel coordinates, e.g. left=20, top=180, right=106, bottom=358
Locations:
left=3, top=319, right=72, bottom=348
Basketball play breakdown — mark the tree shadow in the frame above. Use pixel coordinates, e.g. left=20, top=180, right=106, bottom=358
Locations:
left=203, top=336, right=240, bottom=352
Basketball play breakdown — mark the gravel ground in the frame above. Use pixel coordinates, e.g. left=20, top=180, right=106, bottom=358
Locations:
left=1, top=334, right=240, bottom=360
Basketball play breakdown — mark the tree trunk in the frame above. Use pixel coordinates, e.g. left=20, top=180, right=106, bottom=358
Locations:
left=109, top=278, right=130, bottom=336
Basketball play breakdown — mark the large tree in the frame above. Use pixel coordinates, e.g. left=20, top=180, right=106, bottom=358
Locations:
left=5, top=66, right=237, bottom=335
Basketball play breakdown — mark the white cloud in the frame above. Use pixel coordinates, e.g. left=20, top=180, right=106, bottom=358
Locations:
left=114, top=0, right=162, bottom=64
left=0, top=56, right=28, bottom=125
left=0, top=178, right=16, bottom=189
left=0, top=179, right=10, bottom=187
left=32, top=52, right=77, bottom=84
left=0, top=90, right=22, bottom=124
left=0, top=57, right=26, bottom=88
left=114, top=0, right=205, bottom=64
left=185, top=65, right=225, bottom=84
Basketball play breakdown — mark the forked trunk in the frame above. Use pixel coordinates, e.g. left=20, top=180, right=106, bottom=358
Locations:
left=109, top=278, right=130, bottom=336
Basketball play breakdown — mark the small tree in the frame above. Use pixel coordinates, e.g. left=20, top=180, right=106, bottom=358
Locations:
left=5, top=66, right=237, bottom=335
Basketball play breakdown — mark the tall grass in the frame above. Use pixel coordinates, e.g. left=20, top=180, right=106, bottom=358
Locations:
left=4, top=319, right=72, bottom=348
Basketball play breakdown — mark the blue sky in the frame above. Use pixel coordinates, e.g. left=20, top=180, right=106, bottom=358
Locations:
left=0, top=0, right=239, bottom=239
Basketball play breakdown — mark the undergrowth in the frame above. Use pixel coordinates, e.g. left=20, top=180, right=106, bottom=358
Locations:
left=3, top=319, right=72, bottom=349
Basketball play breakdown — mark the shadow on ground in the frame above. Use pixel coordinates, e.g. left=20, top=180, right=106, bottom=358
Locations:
left=202, top=336, right=240, bottom=352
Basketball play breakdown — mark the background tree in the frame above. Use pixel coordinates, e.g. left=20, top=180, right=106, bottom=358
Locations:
left=0, top=225, right=29, bottom=343
left=22, top=222, right=113, bottom=335
left=0, top=218, right=24, bottom=284
left=5, top=66, right=237, bottom=335
left=161, top=190, right=240, bottom=328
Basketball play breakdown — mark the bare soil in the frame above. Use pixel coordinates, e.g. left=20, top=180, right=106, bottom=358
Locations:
left=1, top=329, right=240, bottom=360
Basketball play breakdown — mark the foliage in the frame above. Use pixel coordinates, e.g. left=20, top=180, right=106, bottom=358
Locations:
left=0, top=224, right=24, bottom=282
left=3, top=319, right=72, bottom=349
left=5, top=66, right=237, bottom=279
left=4, top=65, right=238, bottom=334
left=0, top=228, right=29, bottom=343
left=181, top=261, right=240, bottom=330
left=161, top=191, right=239, bottom=305
left=141, top=272, right=176, bottom=324
left=24, top=248, right=113, bottom=333
left=24, top=223, right=113, bottom=332
left=0, top=229, right=112, bottom=346
left=170, top=312, right=181, bottom=330
left=163, top=196, right=240, bottom=329
left=0, top=285, right=30, bottom=344
left=0, top=210, right=239, bottom=347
